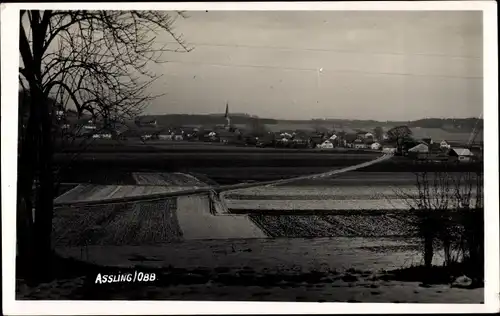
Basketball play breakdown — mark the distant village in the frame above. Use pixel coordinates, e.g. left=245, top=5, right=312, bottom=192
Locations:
left=53, top=104, right=483, bottom=163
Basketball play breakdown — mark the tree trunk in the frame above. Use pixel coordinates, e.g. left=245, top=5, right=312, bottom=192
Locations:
left=32, top=87, right=56, bottom=282
left=16, top=92, right=38, bottom=282
left=16, top=195, right=34, bottom=280
left=421, top=211, right=435, bottom=269
left=424, top=236, right=434, bottom=268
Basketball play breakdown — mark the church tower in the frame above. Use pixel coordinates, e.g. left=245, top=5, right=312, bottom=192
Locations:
left=224, top=102, right=231, bottom=130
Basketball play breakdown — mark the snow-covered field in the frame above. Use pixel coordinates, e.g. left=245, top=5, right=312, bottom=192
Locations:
left=38, top=171, right=483, bottom=303
left=20, top=238, right=483, bottom=302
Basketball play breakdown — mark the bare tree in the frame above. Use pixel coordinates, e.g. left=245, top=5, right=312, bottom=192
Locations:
left=18, top=10, right=192, bottom=282
left=392, top=160, right=483, bottom=285
left=386, top=125, right=413, bottom=154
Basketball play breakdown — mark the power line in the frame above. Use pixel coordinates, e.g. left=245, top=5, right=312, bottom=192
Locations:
left=164, top=41, right=481, bottom=60
left=164, top=60, right=482, bottom=80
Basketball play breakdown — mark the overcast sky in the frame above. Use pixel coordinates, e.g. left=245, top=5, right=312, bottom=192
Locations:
left=146, top=11, right=482, bottom=121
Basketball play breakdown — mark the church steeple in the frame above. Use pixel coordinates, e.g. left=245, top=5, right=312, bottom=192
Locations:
left=224, top=102, right=231, bottom=130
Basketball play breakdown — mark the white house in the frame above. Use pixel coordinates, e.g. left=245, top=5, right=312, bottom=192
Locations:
left=440, top=140, right=451, bottom=149
left=354, top=143, right=367, bottom=149
left=370, top=142, right=382, bottom=150
left=320, top=140, right=333, bottom=149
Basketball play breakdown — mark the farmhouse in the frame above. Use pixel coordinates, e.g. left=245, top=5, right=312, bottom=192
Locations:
left=352, top=139, right=367, bottom=149
left=407, top=143, right=430, bottom=159
left=449, top=148, right=474, bottom=163
left=370, top=142, right=382, bottom=150
left=319, top=140, right=333, bottom=149
left=354, top=143, right=367, bottom=149
left=292, top=136, right=309, bottom=148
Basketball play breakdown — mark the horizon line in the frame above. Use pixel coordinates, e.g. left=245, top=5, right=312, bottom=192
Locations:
left=139, top=113, right=483, bottom=122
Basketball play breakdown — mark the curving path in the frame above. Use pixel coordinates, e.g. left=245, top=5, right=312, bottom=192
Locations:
left=54, top=153, right=393, bottom=207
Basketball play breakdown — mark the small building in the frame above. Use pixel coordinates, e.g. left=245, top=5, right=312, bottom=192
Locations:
left=371, top=142, right=382, bottom=150
left=352, top=139, right=366, bottom=149
left=408, top=143, right=430, bottom=159
left=408, top=143, right=430, bottom=153
left=319, top=140, right=333, bottom=149
left=292, top=137, right=309, bottom=148
left=440, top=140, right=451, bottom=149
left=449, top=147, right=474, bottom=163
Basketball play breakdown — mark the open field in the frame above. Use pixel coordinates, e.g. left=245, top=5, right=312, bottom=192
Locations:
left=409, top=127, right=483, bottom=143
left=55, top=159, right=483, bottom=185
left=52, top=171, right=482, bottom=244
left=55, top=140, right=377, bottom=154
left=28, top=169, right=483, bottom=303
left=53, top=152, right=482, bottom=185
